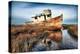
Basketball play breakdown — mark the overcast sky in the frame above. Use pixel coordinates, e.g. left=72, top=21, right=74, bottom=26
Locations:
left=10, top=1, right=78, bottom=24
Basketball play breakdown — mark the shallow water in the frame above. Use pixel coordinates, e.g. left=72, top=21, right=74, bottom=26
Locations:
left=31, top=30, right=78, bottom=51
left=60, top=30, right=78, bottom=49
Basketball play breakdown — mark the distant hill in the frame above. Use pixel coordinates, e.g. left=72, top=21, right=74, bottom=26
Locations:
left=11, top=17, right=31, bottom=25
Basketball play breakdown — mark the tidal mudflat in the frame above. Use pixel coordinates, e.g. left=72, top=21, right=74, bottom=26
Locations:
left=10, top=24, right=78, bottom=52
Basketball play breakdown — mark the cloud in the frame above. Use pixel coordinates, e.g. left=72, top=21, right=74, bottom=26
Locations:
left=63, top=17, right=78, bottom=24
left=10, top=1, right=78, bottom=24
